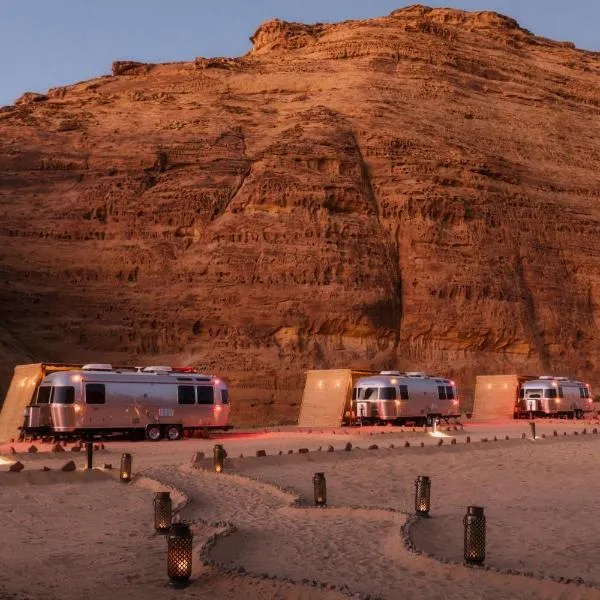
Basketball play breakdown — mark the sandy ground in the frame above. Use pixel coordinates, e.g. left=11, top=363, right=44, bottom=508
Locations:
left=2, top=420, right=600, bottom=599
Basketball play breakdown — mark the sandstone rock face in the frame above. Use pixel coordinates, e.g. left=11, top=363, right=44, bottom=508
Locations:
left=1, top=6, right=600, bottom=422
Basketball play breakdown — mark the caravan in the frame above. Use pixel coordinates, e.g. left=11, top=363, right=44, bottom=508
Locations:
left=352, top=371, right=460, bottom=425
left=517, top=376, right=592, bottom=419
left=22, top=363, right=231, bottom=440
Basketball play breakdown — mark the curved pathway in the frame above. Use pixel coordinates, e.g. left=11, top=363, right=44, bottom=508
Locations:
left=145, top=438, right=600, bottom=600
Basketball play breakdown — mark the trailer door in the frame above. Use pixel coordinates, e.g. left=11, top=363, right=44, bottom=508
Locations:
left=84, top=383, right=108, bottom=429
left=196, top=386, right=214, bottom=425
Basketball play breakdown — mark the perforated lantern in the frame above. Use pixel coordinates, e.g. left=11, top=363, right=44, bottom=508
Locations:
left=415, top=475, right=431, bottom=516
left=167, top=522, right=193, bottom=587
left=120, top=453, right=132, bottom=482
left=213, top=444, right=225, bottom=473
left=154, top=491, right=172, bottom=534
left=313, top=472, right=327, bottom=506
left=463, top=506, right=486, bottom=565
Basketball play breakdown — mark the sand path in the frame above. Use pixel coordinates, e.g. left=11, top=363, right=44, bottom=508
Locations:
left=145, top=436, right=600, bottom=600
left=3, top=424, right=600, bottom=599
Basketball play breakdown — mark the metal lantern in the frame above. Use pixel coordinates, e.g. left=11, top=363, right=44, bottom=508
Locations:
left=529, top=421, right=536, bottom=440
left=154, top=491, right=172, bottom=534
left=120, top=452, right=132, bottom=482
left=213, top=444, right=225, bottom=473
left=463, top=506, right=486, bottom=565
left=313, top=472, right=327, bottom=506
left=167, top=522, right=193, bottom=587
left=415, top=475, right=431, bottom=516
left=85, top=440, right=94, bottom=470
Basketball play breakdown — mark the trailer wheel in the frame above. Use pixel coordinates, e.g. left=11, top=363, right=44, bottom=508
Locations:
left=165, top=425, right=183, bottom=441
left=145, top=425, right=163, bottom=441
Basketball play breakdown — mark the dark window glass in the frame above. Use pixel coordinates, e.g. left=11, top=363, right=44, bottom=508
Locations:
left=445, top=386, right=455, bottom=400
left=380, top=387, right=397, bottom=400
left=352, top=387, right=358, bottom=400
left=85, top=383, right=106, bottom=404
left=580, top=387, right=587, bottom=398
left=519, top=388, right=524, bottom=399
left=357, top=387, right=378, bottom=400
left=52, top=386, right=75, bottom=404
left=399, top=385, right=409, bottom=400
left=197, top=387, right=214, bottom=405
left=544, top=388, right=557, bottom=398
left=178, top=386, right=196, bottom=405
left=221, top=389, right=229, bottom=404
left=438, top=386, right=447, bottom=400
left=36, top=386, right=52, bottom=404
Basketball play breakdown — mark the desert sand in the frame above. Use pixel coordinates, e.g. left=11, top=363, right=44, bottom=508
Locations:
left=2, top=421, right=600, bottom=599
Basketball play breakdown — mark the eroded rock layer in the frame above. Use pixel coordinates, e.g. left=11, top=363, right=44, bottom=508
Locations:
left=1, top=5, right=600, bottom=421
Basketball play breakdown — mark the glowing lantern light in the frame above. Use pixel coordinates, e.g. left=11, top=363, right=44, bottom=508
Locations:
left=464, top=506, right=486, bottom=565
left=213, top=444, right=225, bottom=473
left=120, top=453, right=132, bottom=482
left=167, top=522, right=193, bottom=587
left=313, top=472, right=327, bottom=506
left=415, top=475, right=431, bottom=516
left=154, top=491, right=172, bottom=534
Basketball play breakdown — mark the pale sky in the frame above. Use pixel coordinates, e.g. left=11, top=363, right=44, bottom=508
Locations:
left=0, top=1, right=598, bottom=107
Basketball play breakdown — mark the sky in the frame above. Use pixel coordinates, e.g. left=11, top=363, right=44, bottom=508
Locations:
left=1, top=0, right=598, bottom=107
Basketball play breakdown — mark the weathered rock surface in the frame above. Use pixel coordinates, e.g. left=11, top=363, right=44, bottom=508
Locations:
left=1, top=6, right=600, bottom=421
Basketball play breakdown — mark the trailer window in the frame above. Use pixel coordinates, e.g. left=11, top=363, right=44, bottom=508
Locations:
left=399, top=385, right=409, bottom=400
left=36, top=386, right=52, bottom=404
left=380, top=387, right=397, bottom=400
left=85, top=383, right=106, bottom=404
left=52, top=386, right=75, bottom=404
left=580, top=387, right=590, bottom=398
left=437, top=386, right=447, bottom=400
left=445, top=386, right=455, bottom=400
left=519, top=388, right=524, bottom=399
left=357, top=387, right=378, bottom=400
left=544, top=388, right=558, bottom=398
left=221, top=389, right=229, bottom=404
left=197, top=387, right=214, bottom=405
left=177, top=386, right=196, bottom=405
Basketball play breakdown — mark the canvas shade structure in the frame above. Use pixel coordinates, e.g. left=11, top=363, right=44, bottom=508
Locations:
left=298, top=369, right=376, bottom=427
left=472, top=374, right=536, bottom=420
left=0, top=363, right=82, bottom=442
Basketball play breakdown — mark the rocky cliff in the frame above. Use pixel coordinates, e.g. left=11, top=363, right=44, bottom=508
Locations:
left=1, top=5, right=600, bottom=423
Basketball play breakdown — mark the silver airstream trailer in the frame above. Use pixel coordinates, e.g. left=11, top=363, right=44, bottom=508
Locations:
left=352, top=371, right=460, bottom=425
left=22, top=363, right=232, bottom=440
left=517, top=376, right=592, bottom=419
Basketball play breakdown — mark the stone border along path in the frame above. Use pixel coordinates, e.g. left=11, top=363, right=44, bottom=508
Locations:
left=142, top=439, right=600, bottom=600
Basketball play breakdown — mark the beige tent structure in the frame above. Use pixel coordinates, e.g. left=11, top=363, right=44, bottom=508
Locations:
left=298, top=369, right=376, bottom=427
left=0, top=363, right=82, bottom=442
left=472, top=374, right=537, bottom=420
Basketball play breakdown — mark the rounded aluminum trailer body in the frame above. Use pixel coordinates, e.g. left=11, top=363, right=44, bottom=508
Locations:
left=23, top=367, right=231, bottom=437
left=352, top=371, right=460, bottom=424
left=518, top=377, right=592, bottom=418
